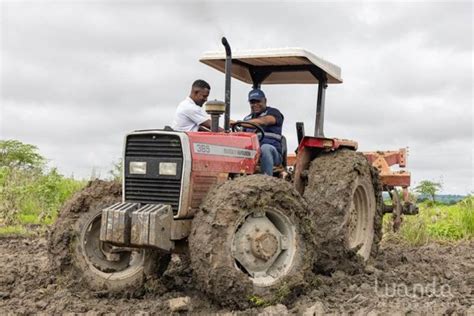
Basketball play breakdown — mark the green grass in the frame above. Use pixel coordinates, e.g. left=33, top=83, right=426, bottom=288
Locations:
left=249, top=295, right=268, bottom=307
left=0, top=225, right=36, bottom=237
left=383, top=196, right=474, bottom=245
left=0, top=167, right=86, bottom=236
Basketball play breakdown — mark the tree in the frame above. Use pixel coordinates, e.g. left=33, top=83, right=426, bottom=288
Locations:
left=0, top=140, right=45, bottom=170
left=415, top=180, right=442, bottom=202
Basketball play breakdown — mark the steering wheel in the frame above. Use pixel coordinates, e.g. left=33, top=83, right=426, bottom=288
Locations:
left=232, top=121, right=265, bottom=142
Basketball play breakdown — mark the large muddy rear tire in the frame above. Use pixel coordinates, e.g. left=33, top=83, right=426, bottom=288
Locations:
left=189, top=175, right=315, bottom=309
left=48, top=180, right=170, bottom=293
left=303, top=149, right=383, bottom=274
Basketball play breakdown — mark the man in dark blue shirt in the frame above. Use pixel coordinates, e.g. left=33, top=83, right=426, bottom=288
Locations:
left=241, top=89, right=284, bottom=176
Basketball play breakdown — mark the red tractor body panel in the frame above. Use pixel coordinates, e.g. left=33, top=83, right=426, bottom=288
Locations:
left=187, top=132, right=260, bottom=174
left=179, top=131, right=260, bottom=218
left=297, top=136, right=358, bottom=152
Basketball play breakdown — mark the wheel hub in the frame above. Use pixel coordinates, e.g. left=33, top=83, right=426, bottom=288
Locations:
left=232, top=209, right=296, bottom=286
left=81, top=213, right=145, bottom=277
left=251, top=232, right=279, bottom=261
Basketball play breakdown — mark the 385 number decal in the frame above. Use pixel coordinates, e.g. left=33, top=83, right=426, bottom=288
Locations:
left=195, top=143, right=211, bottom=153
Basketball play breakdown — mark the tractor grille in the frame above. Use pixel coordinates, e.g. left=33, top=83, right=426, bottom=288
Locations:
left=125, top=134, right=182, bottom=158
left=124, top=133, right=183, bottom=214
left=124, top=177, right=181, bottom=212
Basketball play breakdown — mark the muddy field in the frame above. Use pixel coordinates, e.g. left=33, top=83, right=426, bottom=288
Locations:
left=0, top=236, right=472, bottom=315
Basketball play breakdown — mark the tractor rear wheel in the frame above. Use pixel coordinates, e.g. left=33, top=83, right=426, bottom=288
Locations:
left=189, top=175, right=315, bottom=309
left=303, top=149, right=383, bottom=274
left=48, top=180, right=170, bottom=293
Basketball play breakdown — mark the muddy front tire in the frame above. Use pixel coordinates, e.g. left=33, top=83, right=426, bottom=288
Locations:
left=303, top=149, right=383, bottom=274
left=48, top=180, right=170, bottom=293
left=189, top=175, right=315, bottom=309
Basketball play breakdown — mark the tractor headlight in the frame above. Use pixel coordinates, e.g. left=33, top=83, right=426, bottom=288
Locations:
left=129, top=161, right=147, bottom=175
left=159, top=162, right=177, bottom=176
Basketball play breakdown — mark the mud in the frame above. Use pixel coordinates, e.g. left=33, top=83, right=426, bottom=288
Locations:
left=0, top=237, right=216, bottom=314
left=294, top=240, right=474, bottom=315
left=0, top=178, right=471, bottom=314
left=303, top=149, right=384, bottom=275
left=0, top=237, right=472, bottom=314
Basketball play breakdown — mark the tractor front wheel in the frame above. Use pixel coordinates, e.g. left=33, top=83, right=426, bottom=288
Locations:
left=189, top=175, right=315, bottom=309
left=48, top=180, right=170, bottom=293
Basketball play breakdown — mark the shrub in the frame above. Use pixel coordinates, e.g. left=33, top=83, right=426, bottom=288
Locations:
left=0, top=140, right=86, bottom=230
left=0, top=166, right=86, bottom=226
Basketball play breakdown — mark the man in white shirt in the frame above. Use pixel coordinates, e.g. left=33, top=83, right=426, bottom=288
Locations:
left=172, top=80, right=213, bottom=132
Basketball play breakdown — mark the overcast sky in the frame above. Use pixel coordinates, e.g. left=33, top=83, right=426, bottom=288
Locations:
left=0, top=1, right=472, bottom=194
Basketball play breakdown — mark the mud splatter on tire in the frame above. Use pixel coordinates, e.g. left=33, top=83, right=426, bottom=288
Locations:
left=303, top=149, right=383, bottom=275
left=189, top=175, right=315, bottom=309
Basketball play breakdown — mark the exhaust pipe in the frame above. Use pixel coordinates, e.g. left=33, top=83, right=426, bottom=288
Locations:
left=221, top=37, right=232, bottom=132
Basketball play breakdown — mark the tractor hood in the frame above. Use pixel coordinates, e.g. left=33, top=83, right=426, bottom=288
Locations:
left=200, top=47, right=342, bottom=85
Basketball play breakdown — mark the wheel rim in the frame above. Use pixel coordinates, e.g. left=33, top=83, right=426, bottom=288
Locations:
left=80, top=213, right=145, bottom=280
left=231, top=208, right=297, bottom=287
left=347, top=183, right=373, bottom=260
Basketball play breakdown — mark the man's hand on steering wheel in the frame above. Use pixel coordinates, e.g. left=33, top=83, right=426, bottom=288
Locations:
left=231, top=121, right=265, bottom=142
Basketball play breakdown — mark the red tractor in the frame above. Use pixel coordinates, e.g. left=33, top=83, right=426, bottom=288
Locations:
left=49, top=38, right=417, bottom=307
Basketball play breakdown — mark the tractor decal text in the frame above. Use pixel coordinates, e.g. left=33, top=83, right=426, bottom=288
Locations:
left=193, top=143, right=257, bottom=159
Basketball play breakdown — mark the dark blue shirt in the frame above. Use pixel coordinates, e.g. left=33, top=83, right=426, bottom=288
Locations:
left=243, top=106, right=284, bottom=154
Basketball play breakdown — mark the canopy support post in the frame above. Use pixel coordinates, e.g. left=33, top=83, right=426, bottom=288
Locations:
left=314, top=78, right=327, bottom=137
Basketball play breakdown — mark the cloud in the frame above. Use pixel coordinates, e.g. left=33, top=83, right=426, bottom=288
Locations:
left=1, top=1, right=472, bottom=194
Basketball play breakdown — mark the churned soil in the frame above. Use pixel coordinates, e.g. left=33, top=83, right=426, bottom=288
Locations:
left=0, top=180, right=472, bottom=314
left=0, top=236, right=472, bottom=314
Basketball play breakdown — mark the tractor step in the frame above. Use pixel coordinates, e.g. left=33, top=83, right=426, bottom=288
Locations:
left=100, top=202, right=174, bottom=251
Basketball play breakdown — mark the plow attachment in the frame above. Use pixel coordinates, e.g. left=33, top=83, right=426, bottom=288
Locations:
left=363, top=148, right=418, bottom=231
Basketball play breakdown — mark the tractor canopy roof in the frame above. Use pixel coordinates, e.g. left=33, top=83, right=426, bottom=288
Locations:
left=200, top=47, right=342, bottom=85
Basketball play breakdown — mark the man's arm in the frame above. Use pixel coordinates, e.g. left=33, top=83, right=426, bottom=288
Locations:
left=200, top=119, right=212, bottom=129
left=237, top=115, right=276, bottom=128
left=183, top=106, right=220, bottom=131
left=199, top=119, right=224, bottom=132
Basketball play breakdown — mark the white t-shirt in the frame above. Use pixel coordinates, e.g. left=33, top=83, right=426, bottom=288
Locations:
left=172, top=97, right=209, bottom=132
